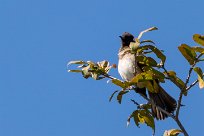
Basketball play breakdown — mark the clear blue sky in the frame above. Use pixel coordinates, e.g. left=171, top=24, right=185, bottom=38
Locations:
left=0, top=0, right=204, bottom=136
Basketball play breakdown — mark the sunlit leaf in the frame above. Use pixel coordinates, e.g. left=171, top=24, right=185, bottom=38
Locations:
left=127, top=110, right=139, bottom=127
left=117, top=90, right=128, bottom=104
left=137, top=45, right=166, bottom=65
left=194, top=67, right=203, bottom=78
left=194, top=67, right=204, bottom=89
left=198, top=76, right=204, bottom=89
left=67, top=60, right=85, bottom=65
left=111, top=79, right=126, bottom=88
left=68, top=70, right=82, bottom=73
left=178, top=44, right=197, bottom=65
left=109, top=90, right=119, bottom=102
left=127, top=109, right=155, bottom=134
left=137, top=27, right=158, bottom=39
left=164, top=71, right=185, bottom=90
left=143, top=66, right=165, bottom=82
left=192, top=46, right=204, bottom=53
left=163, top=129, right=182, bottom=136
left=193, top=34, right=204, bottom=46
left=131, top=72, right=153, bottom=83
left=136, top=56, right=158, bottom=67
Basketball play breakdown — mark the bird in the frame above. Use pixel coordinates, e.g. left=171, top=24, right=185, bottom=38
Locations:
left=118, top=32, right=177, bottom=120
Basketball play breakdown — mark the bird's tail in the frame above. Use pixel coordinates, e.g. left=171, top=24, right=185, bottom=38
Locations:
left=148, top=85, right=177, bottom=120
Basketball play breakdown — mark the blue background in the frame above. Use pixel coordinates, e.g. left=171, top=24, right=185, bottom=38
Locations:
left=0, top=0, right=204, bottom=135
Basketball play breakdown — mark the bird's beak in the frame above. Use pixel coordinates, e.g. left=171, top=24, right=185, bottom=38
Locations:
left=119, top=36, right=123, bottom=39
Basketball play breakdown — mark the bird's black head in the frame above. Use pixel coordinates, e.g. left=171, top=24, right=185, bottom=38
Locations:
left=119, top=32, right=134, bottom=46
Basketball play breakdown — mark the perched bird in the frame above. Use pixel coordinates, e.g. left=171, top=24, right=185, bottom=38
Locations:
left=118, top=32, right=177, bottom=120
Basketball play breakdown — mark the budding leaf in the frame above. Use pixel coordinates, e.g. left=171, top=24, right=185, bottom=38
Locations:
left=178, top=44, right=197, bottom=65
left=193, top=34, right=204, bottom=46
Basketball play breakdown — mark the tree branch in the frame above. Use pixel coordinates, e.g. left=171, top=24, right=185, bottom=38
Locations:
left=186, top=79, right=198, bottom=91
left=176, top=53, right=203, bottom=119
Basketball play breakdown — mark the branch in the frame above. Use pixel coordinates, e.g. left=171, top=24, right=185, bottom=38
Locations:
left=186, top=79, right=198, bottom=91
left=102, top=73, right=116, bottom=80
left=176, top=53, right=203, bottom=119
left=176, top=66, right=193, bottom=119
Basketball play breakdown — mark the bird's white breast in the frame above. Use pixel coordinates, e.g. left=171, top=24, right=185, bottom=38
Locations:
left=118, top=53, right=136, bottom=81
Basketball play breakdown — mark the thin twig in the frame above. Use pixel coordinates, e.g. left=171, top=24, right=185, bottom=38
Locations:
left=186, top=79, right=198, bottom=91
left=176, top=66, right=193, bottom=119
left=102, top=74, right=116, bottom=80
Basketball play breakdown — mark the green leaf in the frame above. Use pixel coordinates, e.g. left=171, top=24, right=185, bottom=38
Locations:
left=131, top=72, right=153, bottom=83
left=117, top=90, right=128, bottom=104
left=194, top=67, right=203, bottom=78
left=192, top=46, right=204, bottom=53
left=137, top=45, right=166, bottom=65
left=194, top=67, right=204, bottom=89
left=137, top=27, right=158, bottom=39
left=164, top=71, right=185, bottom=90
left=68, top=70, right=82, bottom=73
left=109, top=90, right=119, bottom=102
left=193, top=34, right=204, bottom=46
left=163, top=129, right=182, bottom=136
left=178, top=44, right=197, bottom=65
left=143, top=66, right=165, bottom=82
left=136, top=56, right=158, bottom=67
left=111, top=79, right=126, bottom=88
left=127, top=109, right=155, bottom=134
left=127, top=110, right=140, bottom=127
left=111, top=79, right=131, bottom=89
left=130, top=72, right=158, bottom=92
left=67, top=60, right=85, bottom=65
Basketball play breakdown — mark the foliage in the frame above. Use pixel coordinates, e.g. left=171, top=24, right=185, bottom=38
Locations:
left=68, top=27, right=204, bottom=136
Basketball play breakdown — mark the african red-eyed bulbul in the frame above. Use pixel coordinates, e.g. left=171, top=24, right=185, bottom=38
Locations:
left=118, top=32, right=177, bottom=120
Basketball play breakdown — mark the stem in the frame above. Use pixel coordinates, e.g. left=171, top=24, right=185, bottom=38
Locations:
left=186, top=79, right=198, bottom=91
left=174, top=118, right=189, bottom=136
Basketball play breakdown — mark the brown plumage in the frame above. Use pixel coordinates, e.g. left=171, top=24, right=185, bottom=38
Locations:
left=118, top=32, right=177, bottom=120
